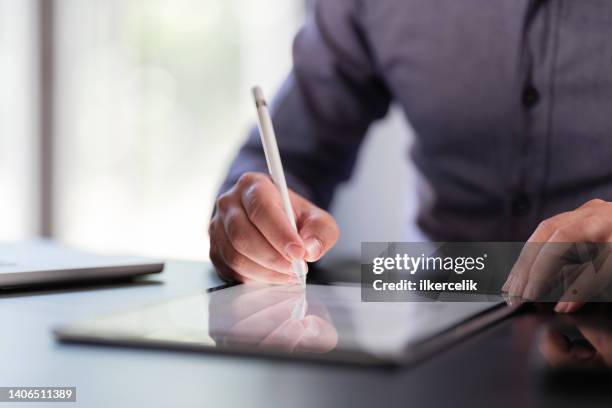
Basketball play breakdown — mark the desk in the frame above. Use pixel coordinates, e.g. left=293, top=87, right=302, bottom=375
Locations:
left=0, top=261, right=609, bottom=408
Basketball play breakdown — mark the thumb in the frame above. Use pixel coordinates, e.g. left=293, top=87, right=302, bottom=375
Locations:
left=298, top=210, right=340, bottom=262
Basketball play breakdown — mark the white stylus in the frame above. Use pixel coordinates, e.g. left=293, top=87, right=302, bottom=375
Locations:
left=252, top=86, right=308, bottom=286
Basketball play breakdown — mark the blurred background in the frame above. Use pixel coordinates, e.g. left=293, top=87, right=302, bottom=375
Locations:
left=0, top=0, right=414, bottom=262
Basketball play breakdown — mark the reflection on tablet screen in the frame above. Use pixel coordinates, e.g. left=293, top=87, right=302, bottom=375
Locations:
left=55, top=283, right=503, bottom=365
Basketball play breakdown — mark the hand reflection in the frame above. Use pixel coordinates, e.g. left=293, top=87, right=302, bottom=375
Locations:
left=208, top=284, right=338, bottom=353
left=539, top=322, right=612, bottom=368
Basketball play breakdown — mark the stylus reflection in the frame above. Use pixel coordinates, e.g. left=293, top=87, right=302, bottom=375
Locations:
left=208, top=283, right=338, bottom=353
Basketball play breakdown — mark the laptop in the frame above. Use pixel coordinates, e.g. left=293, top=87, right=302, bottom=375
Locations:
left=0, top=240, right=164, bottom=289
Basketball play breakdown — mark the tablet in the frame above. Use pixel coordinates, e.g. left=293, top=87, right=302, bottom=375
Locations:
left=54, top=283, right=517, bottom=366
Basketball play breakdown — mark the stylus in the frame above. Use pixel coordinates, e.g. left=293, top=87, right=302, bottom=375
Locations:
left=252, top=86, right=307, bottom=286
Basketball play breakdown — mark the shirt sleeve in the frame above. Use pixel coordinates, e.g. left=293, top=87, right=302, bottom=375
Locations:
left=218, top=0, right=391, bottom=209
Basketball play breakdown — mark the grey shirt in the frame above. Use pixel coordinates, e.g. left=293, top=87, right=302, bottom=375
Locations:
left=220, top=0, right=612, bottom=242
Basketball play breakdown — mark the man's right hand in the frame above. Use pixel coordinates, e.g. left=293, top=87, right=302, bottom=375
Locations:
left=209, top=172, right=340, bottom=284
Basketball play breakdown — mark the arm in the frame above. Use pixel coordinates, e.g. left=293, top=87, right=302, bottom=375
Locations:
left=210, top=0, right=391, bottom=284
left=209, top=0, right=390, bottom=283
left=220, top=0, right=391, bottom=209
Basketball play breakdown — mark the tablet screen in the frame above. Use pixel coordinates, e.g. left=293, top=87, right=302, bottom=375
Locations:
left=55, top=283, right=507, bottom=365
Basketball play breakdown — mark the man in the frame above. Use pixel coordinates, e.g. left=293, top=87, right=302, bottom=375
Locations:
left=209, top=0, right=612, bottom=312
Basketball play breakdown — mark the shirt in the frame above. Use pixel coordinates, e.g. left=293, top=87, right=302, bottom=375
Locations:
left=220, top=0, right=612, bottom=242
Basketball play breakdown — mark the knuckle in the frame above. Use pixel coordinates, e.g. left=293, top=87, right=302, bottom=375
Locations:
left=216, top=193, right=233, bottom=214
left=537, top=219, right=559, bottom=235
left=237, top=172, right=263, bottom=189
left=582, top=214, right=601, bottom=227
left=302, top=211, right=340, bottom=248
left=585, top=198, right=605, bottom=208
left=582, top=215, right=608, bottom=240
left=551, top=227, right=572, bottom=242
left=326, top=213, right=340, bottom=236
left=225, top=216, right=249, bottom=253
left=243, top=191, right=270, bottom=223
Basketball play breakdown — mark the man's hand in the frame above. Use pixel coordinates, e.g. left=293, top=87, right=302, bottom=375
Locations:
left=209, top=172, right=340, bottom=284
left=503, top=199, right=612, bottom=313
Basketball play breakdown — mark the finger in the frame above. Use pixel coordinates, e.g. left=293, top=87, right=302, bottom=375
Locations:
left=521, top=243, right=574, bottom=300
left=238, top=174, right=305, bottom=262
left=555, top=249, right=612, bottom=312
left=507, top=212, right=578, bottom=296
left=554, top=301, right=586, bottom=314
left=209, top=221, right=240, bottom=283
left=215, top=224, right=297, bottom=284
left=297, top=209, right=340, bottom=262
left=501, top=274, right=514, bottom=293
left=579, top=198, right=607, bottom=211
left=503, top=244, right=540, bottom=294
left=510, top=213, right=589, bottom=297
left=223, top=206, right=293, bottom=274
left=523, top=218, right=611, bottom=300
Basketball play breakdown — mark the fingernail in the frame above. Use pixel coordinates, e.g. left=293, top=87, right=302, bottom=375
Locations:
left=523, top=285, right=536, bottom=301
left=285, top=243, right=305, bottom=260
left=555, top=302, right=568, bottom=313
left=564, top=302, right=581, bottom=313
left=304, top=237, right=322, bottom=260
left=508, top=296, right=523, bottom=307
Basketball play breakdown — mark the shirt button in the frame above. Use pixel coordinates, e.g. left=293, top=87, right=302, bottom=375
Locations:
left=522, top=85, right=540, bottom=108
left=512, top=192, right=531, bottom=216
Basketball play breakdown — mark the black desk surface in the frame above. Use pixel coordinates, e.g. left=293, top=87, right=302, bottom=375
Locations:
left=1, top=261, right=609, bottom=408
